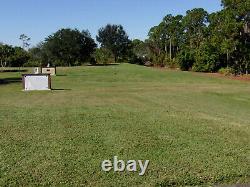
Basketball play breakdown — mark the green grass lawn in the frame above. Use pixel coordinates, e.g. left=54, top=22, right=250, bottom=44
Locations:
left=0, top=64, right=250, bottom=186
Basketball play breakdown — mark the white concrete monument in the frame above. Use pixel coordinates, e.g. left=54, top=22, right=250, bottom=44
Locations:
left=22, top=74, right=51, bottom=91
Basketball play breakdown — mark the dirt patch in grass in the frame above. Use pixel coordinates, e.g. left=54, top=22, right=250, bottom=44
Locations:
left=149, top=66, right=250, bottom=82
left=152, top=66, right=250, bottom=82
left=202, top=73, right=250, bottom=82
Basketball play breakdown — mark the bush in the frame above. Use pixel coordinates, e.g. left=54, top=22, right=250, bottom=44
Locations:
left=127, top=54, right=144, bottom=65
left=23, top=60, right=41, bottom=67
left=93, top=48, right=114, bottom=65
left=52, top=60, right=64, bottom=67
left=89, top=57, right=97, bottom=65
left=218, top=67, right=234, bottom=76
left=151, top=53, right=165, bottom=67
left=177, top=50, right=194, bottom=71
left=166, top=57, right=179, bottom=69
left=192, top=53, right=219, bottom=72
left=192, top=43, right=220, bottom=72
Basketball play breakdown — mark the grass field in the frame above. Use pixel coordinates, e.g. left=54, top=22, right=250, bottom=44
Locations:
left=0, top=64, right=250, bottom=186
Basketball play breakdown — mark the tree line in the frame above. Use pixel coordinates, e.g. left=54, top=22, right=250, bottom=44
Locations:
left=1, top=0, right=249, bottom=75
left=133, top=0, right=250, bottom=75
left=0, top=25, right=131, bottom=68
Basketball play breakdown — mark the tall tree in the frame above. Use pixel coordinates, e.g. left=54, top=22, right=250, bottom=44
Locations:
left=19, top=34, right=30, bottom=49
left=220, top=0, right=250, bottom=74
left=147, top=14, right=183, bottom=66
left=131, top=39, right=149, bottom=59
left=209, top=10, right=240, bottom=68
left=143, top=1, right=250, bottom=74
left=177, top=8, right=209, bottom=71
left=147, top=21, right=169, bottom=66
left=96, top=24, right=131, bottom=62
left=0, top=44, right=14, bottom=68
left=182, top=8, right=208, bottom=48
left=28, top=43, right=44, bottom=66
left=9, top=47, right=30, bottom=67
left=43, top=28, right=96, bottom=66
left=162, top=14, right=183, bottom=60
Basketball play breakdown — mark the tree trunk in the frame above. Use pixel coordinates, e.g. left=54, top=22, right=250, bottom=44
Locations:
left=226, top=49, right=229, bottom=68
left=246, top=59, right=249, bottom=75
left=0, top=59, right=3, bottom=71
left=1, top=59, right=6, bottom=70
left=170, top=38, right=172, bottom=61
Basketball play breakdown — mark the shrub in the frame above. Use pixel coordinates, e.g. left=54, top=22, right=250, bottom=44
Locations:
left=166, top=57, right=179, bottom=69
left=218, top=67, right=234, bottom=76
left=192, top=53, right=219, bottom=72
left=127, top=54, right=144, bottom=65
left=177, top=50, right=194, bottom=71
left=151, top=53, right=165, bottom=67
left=93, top=48, right=114, bottom=65
left=192, top=43, right=220, bottom=72
left=23, top=60, right=41, bottom=67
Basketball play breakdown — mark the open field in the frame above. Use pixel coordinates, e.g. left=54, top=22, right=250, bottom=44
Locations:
left=0, top=64, right=250, bottom=186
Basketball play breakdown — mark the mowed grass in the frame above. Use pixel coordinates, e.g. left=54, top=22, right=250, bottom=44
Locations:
left=0, top=64, right=250, bottom=186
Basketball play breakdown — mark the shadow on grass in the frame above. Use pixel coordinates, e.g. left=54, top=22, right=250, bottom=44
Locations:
left=56, top=74, right=67, bottom=76
left=0, top=69, right=28, bottom=73
left=52, top=88, right=71, bottom=91
left=0, top=77, right=22, bottom=85
left=87, top=63, right=120, bottom=67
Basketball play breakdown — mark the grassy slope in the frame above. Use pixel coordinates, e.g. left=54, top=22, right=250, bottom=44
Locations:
left=0, top=64, right=249, bottom=186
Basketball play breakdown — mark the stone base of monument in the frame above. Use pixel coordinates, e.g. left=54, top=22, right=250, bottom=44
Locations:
left=41, top=67, right=56, bottom=76
left=33, top=67, right=41, bottom=74
left=22, top=74, right=51, bottom=91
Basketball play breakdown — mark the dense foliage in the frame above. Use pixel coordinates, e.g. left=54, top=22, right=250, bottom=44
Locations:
left=42, top=28, right=97, bottom=66
left=140, top=0, right=250, bottom=74
left=1, top=0, right=249, bottom=74
left=93, top=48, right=114, bottom=65
left=0, top=44, right=30, bottom=68
left=96, top=24, right=131, bottom=62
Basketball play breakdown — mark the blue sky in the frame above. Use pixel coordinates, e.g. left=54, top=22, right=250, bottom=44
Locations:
left=0, top=0, right=222, bottom=47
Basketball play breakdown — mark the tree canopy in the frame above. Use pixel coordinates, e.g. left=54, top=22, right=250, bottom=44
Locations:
left=141, top=0, right=250, bottom=74
left=0, top=44, right=29, bottom=68
left=96, top=24, right=131, bottom=62
left=1, top=0, right=250, bottom=74
left=42, top=28, right=96, bottom=66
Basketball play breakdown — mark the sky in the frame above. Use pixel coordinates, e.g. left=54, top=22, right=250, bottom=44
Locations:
left=0, top=0, right=222, bottom=47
